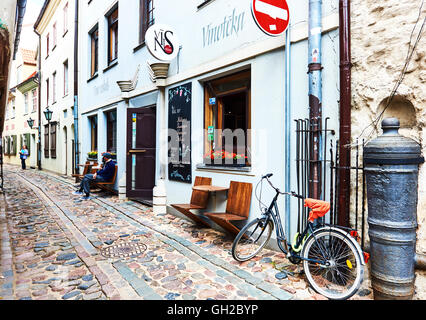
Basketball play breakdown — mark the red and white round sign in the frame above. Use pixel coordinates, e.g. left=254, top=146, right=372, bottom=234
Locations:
left=251, top=0, right=290, bottom=36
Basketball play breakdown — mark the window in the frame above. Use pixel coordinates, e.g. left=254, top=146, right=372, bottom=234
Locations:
left=46, top=78, right=49, bottom=106
left=24, top=93, right=29, bottom=114
left=44, top=124, right=49, bottom=158
left=63, top=3, right=68, bottom=35
left=107, top=5, right=118, bottom=64
left=139, top=0, right=154, bottom=44
left=89, top=25, right=99, bottom=77
left=52, top=72, right=57, bottom=103
left=17, top=65, right=22, bottom=84
left=105, top=110, right=117, bottom=153
left=11, top=98, right=15, bottom=118
left=32, top=88, right=37, bottom=113
left=52, top=22, right=57, bottom=49
left=63, top=60, right=69, bottom=96
left=89, top=115, right=98, bottom=152
left=203, top=70, right=251, bottom=166
left=46, top=33, right=49, bottom=57
left=50, top=122, right=57, bottom=158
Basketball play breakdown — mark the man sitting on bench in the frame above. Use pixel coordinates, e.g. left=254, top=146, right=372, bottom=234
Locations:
left=73, top=152, right=116, bottom=200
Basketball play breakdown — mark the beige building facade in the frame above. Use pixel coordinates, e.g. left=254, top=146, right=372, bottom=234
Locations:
left=351, top=0, right=426, bottom=298
left=35, top=0, right=76, bottom=176
left=3, top=48, right=38, bottom=169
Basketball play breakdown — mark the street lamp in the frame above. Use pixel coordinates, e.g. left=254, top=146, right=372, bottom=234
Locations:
left=27, top=117, right=35, bottom=129
left=43, top=107, right=53, bottom=122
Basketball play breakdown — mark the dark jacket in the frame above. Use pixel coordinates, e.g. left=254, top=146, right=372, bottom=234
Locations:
left=97, top=160, right=116, bottom=181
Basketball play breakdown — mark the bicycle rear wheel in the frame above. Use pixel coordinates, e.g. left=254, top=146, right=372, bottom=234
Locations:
left=232, top=218, right=274, bottom=262
left=302, top=228, right=364, bottom=300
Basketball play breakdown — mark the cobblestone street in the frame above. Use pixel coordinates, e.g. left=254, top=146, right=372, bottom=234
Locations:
left=0, top=164, right=373, bottom=300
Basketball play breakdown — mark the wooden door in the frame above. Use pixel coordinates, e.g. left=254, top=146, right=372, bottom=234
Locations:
left=126, top=106, right=156, bottom=200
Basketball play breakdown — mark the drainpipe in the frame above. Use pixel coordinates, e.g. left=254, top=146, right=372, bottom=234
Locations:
left=13, top=0, right=27, bottom=60
left=34, top=29, right=42, bottom=171
left=284, top=26, right=291, bottom=239
left=337, top=0, right=351, bottom=227
left=73, top=0, right=79, bottom=176
left=308, top=0, right=323, bottom=200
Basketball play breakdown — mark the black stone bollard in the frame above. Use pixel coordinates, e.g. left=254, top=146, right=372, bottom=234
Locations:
left=364, top=118, right=424, bottom=300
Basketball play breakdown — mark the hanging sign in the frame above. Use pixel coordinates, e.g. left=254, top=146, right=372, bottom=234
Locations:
left=251, top=0, right=290, bottom=36
left=145, top=24, right=180, bottom=61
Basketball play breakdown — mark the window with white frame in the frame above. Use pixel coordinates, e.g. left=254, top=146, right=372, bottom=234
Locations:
left=32, top=88, right=37, bottom=113
left=52, top=22, right=57, bottom=48
left=52, top=71, right=56, bottom=103
left=63, top=3, right=68, bottom=35
left=63, top=60, right=69, bottom=96
left=24, top=93, right=29, bottom=114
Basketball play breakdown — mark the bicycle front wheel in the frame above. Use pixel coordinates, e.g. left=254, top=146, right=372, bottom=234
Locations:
left=302, top=228, right=364, bottom=300
left=232, top=218, right=274, bottom=262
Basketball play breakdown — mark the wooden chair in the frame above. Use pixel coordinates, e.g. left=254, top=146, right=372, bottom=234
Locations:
left=204, top=181, right=253, bottom=235
left=72, top=161, right=98, bottom=182
left=92, top=164, right=118, bottom=194
left=171, top=176, right=212, bottom=227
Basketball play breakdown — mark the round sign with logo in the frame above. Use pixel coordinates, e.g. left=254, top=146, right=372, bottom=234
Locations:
left=145, top=24, right=180, bottom=61
left=251, top=0, right=290, bottom=36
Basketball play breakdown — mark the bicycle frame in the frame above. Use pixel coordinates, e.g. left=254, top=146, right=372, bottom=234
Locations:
left=261, top=189, right=329, bottom=266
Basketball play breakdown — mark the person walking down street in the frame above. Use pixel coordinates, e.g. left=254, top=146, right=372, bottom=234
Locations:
left=73, top=152, right=116, bottom=200
left=19, top=145, right=29, bottom=170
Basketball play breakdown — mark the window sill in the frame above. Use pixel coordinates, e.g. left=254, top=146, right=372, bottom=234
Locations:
left=133, top=42, right=146, bottom=53
left=196, top=163, right=252, bottom=173
left=103, top=60, right=118, bottom=73
left=87, top=73, right=98, bottom=83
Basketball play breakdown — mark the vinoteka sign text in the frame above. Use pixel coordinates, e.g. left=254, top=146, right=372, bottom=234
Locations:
left=202, top=8, right=245, bottom=47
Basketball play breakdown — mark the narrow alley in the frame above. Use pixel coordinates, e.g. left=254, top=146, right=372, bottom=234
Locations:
left=0, top=164, right=373, bottom=301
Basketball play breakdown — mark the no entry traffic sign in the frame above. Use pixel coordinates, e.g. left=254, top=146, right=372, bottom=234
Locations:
left=251, top=0, right=290, bottom=36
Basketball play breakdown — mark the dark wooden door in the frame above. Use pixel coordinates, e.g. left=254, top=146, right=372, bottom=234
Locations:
left=126, top=106, right=156, bottom=200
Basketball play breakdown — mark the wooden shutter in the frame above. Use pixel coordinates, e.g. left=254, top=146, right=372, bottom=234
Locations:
left=44, top=124, right=49, bottom=158
left=50, top=123, right=56, bottom=158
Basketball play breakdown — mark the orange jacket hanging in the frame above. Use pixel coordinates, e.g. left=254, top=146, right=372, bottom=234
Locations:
left=304, top=198, right=330, bottom=222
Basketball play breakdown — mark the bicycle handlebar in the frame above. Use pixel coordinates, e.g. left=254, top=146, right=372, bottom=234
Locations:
left=261, top=173, right=304, bottom=199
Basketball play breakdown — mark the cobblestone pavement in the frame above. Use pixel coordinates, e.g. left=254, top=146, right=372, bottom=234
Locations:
left=0, top=164, right=373, bottom=300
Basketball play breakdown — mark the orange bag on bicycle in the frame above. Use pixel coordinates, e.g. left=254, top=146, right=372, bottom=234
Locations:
left=304, top=198, right=330, bottom=222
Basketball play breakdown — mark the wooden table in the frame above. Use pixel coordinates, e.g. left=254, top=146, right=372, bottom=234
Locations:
left=192, top=185, right=229, bottom=192
left=192, top=185, right=229, bottom=208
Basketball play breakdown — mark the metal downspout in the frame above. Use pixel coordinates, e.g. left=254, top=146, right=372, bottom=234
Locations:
left=284, top=27, right=291, bottom=239
left=308, top=0, right=323, bottom=200
left=338, top=0, right=351, bottom=227
left=73, top=0, right=79, bottom=176
left=34, top=29, right=42, bottom=171
left=13, top=0, right=27, bottom=60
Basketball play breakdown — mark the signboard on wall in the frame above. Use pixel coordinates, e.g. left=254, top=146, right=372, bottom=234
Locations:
left=168, top=82, right=192, bottom=183
left=145, top=24, right=180, bottom=61
left=251, top=0, right=290, bottom=36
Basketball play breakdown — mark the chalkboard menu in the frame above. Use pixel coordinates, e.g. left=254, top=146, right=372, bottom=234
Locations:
left=168, top=82, right=192, bottom=183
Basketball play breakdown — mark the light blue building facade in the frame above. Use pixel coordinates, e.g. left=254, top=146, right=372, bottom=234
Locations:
left=78, top=0, right=340, bottom=241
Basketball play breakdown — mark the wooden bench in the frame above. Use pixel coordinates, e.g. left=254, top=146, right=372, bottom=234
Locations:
left=204, top=181, right=253, bottom=235
left=72, top=161, right=98, bottom=182
left=92, top=164, right=118, bottom=194
left=171, top=176, right=212, bottom=227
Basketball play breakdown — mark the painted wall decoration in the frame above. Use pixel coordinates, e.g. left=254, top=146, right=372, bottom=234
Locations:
left=168, top=82, right=192, bottom=183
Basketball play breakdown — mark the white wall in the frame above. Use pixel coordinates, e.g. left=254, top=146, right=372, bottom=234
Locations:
left=39, top=0, right=76, bottom=175
left=78, top=0, right=340, bottom=239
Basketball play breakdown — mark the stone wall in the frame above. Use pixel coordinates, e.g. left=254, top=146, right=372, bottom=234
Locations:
left=351, top=0, right=426, bottom=299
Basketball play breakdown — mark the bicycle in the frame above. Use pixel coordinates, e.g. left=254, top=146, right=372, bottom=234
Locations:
left=231, top=173, right=367, bottom=300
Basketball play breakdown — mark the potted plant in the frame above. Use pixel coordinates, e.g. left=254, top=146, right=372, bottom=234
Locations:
left=203, top=150, right=247, bottom=167
left=87, top=151, right=98, bottom=161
